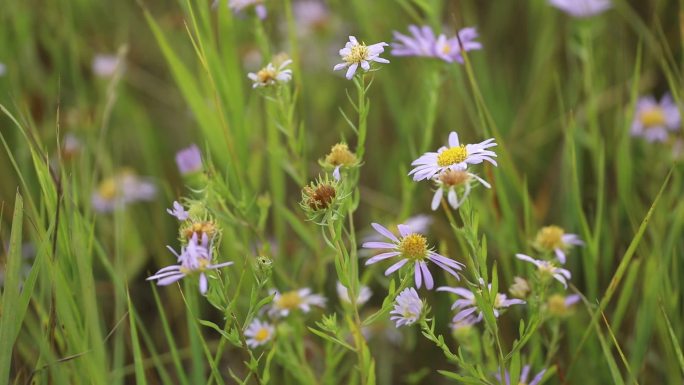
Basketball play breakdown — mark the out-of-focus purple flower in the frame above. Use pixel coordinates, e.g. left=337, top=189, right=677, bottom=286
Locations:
left=167, top=201, right=189, bottom=221
left=533, top=225, right=584, bottom=264
left=293, top=0, right=330, bottom=34
left=268, top=288, right=326, bottom=317
left=549, top=0, right=611, bottom=18
left=333, top=36, right=389, bottom=80
left=516, top=253, right=572, bottom=288
left=547, top=293, right=581, bottom=316
left=437, top=285, right=525, bottom=324
left=336, top=281, right=372, bottom=306
left=147, top=233, right=233, bottom=295
left=226, top=0, right=267, bottom=19
left=175, top=144, right=203, bottom=175
left=496, top=365, right=547, bottom=385
left=631, top=94, right=681, bottom=143
left=0, top=62, right=6, bottom=77
left=244, top=319, right=275, bottom=348
left=92, top=170, right=157, bottom=213
left=390, top=287, right=423, bottom=327
left=92, top=54, right=123, bottom=77
left=391, top=25, right=482, bottom=64
left=362, top=222, right=463, bottom=290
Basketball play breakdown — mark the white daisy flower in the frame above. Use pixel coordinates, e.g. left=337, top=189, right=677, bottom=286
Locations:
left=430, top=169, right=491, bottom=210
left=516, top=253, right=572, bottom=288
left=248, top=59, right=293, bottom=88
left=336, top=281, right=372, bottom=306
left=244, top=319, right=275, bottom=348
left=268, top=288, right=326, bottom=317
left=390, top=287, right=423, bottom=327
left=409, top=131, right=498, bottom=181
left=333, top=36, right=389, bottom=80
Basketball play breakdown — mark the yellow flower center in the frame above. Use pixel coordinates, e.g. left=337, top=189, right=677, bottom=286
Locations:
left=538, top=261, right=557, bottom=275
left=276, top=291, right=303, bottom=310
left=345, top=44, right=369, bottom=64
left=535, top=225, right=565, bottom=251
left=97, top=178, right=118, bottom=200
left=325, top=143, right=357, bottom=166
left=254, top=327, right=270, bottom=342
left=184, top=221, right=217, bottom=239
left=441, top=43, right=451, bottom=55
left=438, top=169, right=470, bottom=186
left=547, top=294, right=568, bottom=316
left=256, top=68, right=276, bottom=84
left=640, top=107, right=666, bottom=127
left=399, top=233, right=428, bottom=261
left=437, top=145, right=468, bottom=167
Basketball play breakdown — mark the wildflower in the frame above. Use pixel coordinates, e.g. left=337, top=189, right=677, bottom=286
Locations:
left=147, top=233, right=233, bottom=294
left=333, top=36, right=389, bottom=80
left=300, top=176, right=339, bottom=217
left=362, top=222, right=463, bottom=289
left=430, top=169, right=490, bottom=210
left=390, top=287, right=423, bottom=327
left=336, top=281, right=372, bottom=306
left=181, top=220, right=218, bottom=240
left=451, top=314, right=479, bottom=333
left=269, top=288, right=326, bottom=317
left=631, top=94, right=681, bottom=143
left=293, top=1, right=330, bottom=34
left=321, top=143, right=358, bottom=180
left=409, top=131, right=497, bottom=181
left=435, top=27, right=482, bottom=64
left=516, top=253, right=571, bottom=288
left=391, top=25, right=438, bottom=58
left=248, top=59, right=293, bottom=88
left=92, top=170, right=156, bottom=213
left=437, top=286, right=525, bottom=324
left=509, top=276, right=531, bottom=299
left=167, top=201, right=189, bottom=221
left=92, top=54, right=122, bottom=77
left=175, top=144, right=203, bottom=175
left=228, top=0, right=267, bottom=19
left=547, top=293, right=581, bottom=317
left=533, top=225, right=583, bottom=264
left=549, top=0, right=611, bottom=18
left=244, top=319, right=275, bottom=348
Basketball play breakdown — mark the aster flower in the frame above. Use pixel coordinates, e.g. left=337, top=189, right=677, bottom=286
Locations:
left=434, top=28, right=482, bottom=63
left=391, top=25, right=438, bottom=58
left=92, top=170, right=156, bottom=213
left=409, top=131, right=497, bottom=181
left=437, top=285, right=525, bottom=324
left=390, top=287, right=423, bottom=327
left=321, top=143, right=358, bottom=180
left=333, top=36, right=389, bottom=80
left=509, top=276, right=531, bottom=299
left=496, top=365, right=547, bottom=385
left=147, top=233, right=233, bottom=294
left=430, top=169, right=490, bottom=210
left=549, top=0, right=611, bottom=18
left=362, top=222, right=463, bottom=290
left=268, top=288, right=326, bottom=317
left=336, top=281, right=372, bottom=306
left=244, top=319, right=275, bottom=348
left=248, top=59, right=293, bottom=88
left=532, top=225, right=583, bottom=264
left=175, top=144, right=203, bottom=175
left=167, top=201, right=189, bottom=221
left=516, top=253, right=572, bottom=288
left=227, top=0, right=267, bottom=19
left=293, top=0, right=330, bottom=35
left=546, top=293, right=581, bottom=317
left=92, top=54, right=123, bottom=77
left=451, top=314, right=479, bottom=332
left=631, top=94, right=681, bottom=143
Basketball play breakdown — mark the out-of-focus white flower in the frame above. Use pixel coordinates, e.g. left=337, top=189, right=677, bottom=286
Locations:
left=631, top=94, right=681, bottom=143
left=91, top=170, right=156, bottom=213
left=268, top=288, right=326, bottom=317
left=248, top=59, right=293, bottom=88
left=516, top=253, right=572, bottom=288
left=244, top=319, right=275, bottom=348
left=336, top=281, right=372, bottom=306
left=533, top=225, right=584, bottom=264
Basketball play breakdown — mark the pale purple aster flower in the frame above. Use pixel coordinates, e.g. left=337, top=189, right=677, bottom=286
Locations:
left=437, top=285, right=525, bottom=324
left=390, top=287, right=423, bottom=327
left=547, top=293, right=582, bottom=316
left=496, top=365, right=547, bottom=385
left=244, top=319, right=275, bottom=348
left=167, top=201, right=189, bottom=221
left=0, top=62, right=6, bottom=77
left=516, top=253, right=572, bottom=288
left=92, top=54, right=122, bottom=77
left=336, top=281, right=372, bottom=306
left=451, top=314, right=479, bottom=331
left=228, top=0, right=267, bottom=19
left=631, top=94, right=681, bottom=143
left=333, top=36, right=389, bottom=80
left=293, top=1, right=329, bottom=34
left=362, top=222, right=463, bottom=290
left=409, top=131, right=497, bottom=181
left=430, top=169, right=490, bottom=211
left=248, top=59, right=293, bottom=88
left=92, top=171, right=156, bottom=213
left=549, top=0, right=611, bottom=18
left=268, top=288, right=326, bottom=317
left=360, top=215, right=432, bottom=253
left=147, top=233, right=233, bottom=295
left=391, top=25, right=438, bottom=58
left=533, top=225, right=584, bottom=264
left=434, top=28, right=482, bottom=63
left=175, top=144, right=203, bottom=175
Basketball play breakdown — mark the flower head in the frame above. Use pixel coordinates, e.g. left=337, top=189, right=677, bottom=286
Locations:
left=437, top=285, right=525, bottom=324
left=147, top=233, right=233, bottom=294
left=496, top=365, right=547, bottom=385
left=391, top=25, right=482, bottom=64
left=175, top=144, right=203, bottom=175
left=322, top=143, right=358, bottom=180
left=228, top=0, right=267, bottom=19
left=533, top=225, right=583, bottom=264
left=245, top=319, right=275, bottom=348
left=409, top=131, right=497, bottom=181
left=293, top=1, right=330, bottom=34
left=631, top=94, right=681, bottom=143
left=248, top=59, right=293, bottom=88
left=509, top=276, right=531, bottom=299
left=430, top=169, right=491, bottom=210
left=92, top=54, right=123, bottom=77
left=92, top=170, right=156, bottom=213
left=390, top=287, right=423, bottom=327
left=167, top=201, right=189, bottom=221
left=333, top=36, right=389, bottom=80
left=516, top=253, right=572, bottom=288
left=336, top=281, right=372, bottom=306
left=549, top=0, right=611, bottom=18
left=300, top=176, right=342, bottom=223
left=547, top=293, right=581, bottom=317
left=362, top=222, right=463, bottom=289
left=269, top=288, right=326, bottom=318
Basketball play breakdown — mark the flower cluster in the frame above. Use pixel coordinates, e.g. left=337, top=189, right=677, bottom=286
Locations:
left=391, top=25, right=482, bottom=63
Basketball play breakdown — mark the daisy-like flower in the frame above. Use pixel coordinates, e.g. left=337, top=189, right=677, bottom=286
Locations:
left=336, top=281, right=372, bottom=306
left=533, top=225, right=584, bottom=264
left=430, top=169, right=490, bottom=210
left=390, top=287, right=423, bottom=327
left=268, top=288, right=326, bottom=317
left=516, top=254, right=572, bottom=288
left=391, top=25, right=438, bottom=58
left=549, top=0, right=611, bottom=18
left=244, top=319, right=275, bottom=348
left=333, top=36, right=389, bottom=80
left=409, top=131, right=497, bottom=181
left=228, top=0, right=267, bottom=19
left=175, top=144, right=203, bottom=175
left=434, top=27, right=482, bottom=64
left=496, top=365, right=547, bottom=385
left=147, top=233, right=233, bottom=294
left=167, top=201, right=189, bottom=221
left=248, top=59, right=293, bottom=88
left=321, top=143, right=358, bottom=180
left=546, top=293, right=581, bottom=317
left=437, top=286, right=525, bottom=324
left=293, top=0, right=330, bottom=35
left=631, top=94, right=681, bottom=143
left=92, top=170, right=157, bottom=213
left=362, top=222, right=463, bottom=290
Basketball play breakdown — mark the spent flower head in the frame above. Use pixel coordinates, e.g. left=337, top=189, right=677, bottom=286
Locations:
left=333, top=36, right=389, bottom=80
left=533, top=225, right=583, bottom=264
left=631, top=94, right=681, bottom=143
left=268, top=288, right=326, bottom=318
left=362, top=222, right=463, bottom=289
left=248, top=58, right=293, bottom=88
left=549, top=0, right=611, bottom=18
left=300, top=175, right=344, bottom=223
left=244, top=319, right=275, bottom=348
left=321, top=143, right=359, bottom=180
left=516, top=253, right=572, bottom=288
left=390, top=287, right=423, bottom=327
left=509, top=276, right=531, bottom=299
